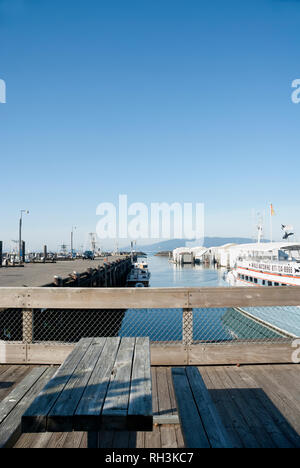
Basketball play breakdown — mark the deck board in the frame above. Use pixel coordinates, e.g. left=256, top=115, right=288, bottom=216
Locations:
left=2, top=363, right=300, bottom=448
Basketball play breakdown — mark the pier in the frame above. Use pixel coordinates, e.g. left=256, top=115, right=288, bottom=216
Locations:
left=0, top=255, right=132, bottom=288
left=0, top=255, right=133, bottom=345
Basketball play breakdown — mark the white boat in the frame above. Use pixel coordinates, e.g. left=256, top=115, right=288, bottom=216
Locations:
left=226, top=242, right=300, bottom=287
left=127, top=261, right=151, bottom=287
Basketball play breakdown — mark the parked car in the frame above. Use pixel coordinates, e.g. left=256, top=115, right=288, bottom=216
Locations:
left=82, top=250, right=95, bottom=260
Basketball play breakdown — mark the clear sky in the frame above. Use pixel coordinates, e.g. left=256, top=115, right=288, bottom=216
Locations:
left=0, top=0, right=300, bottom=251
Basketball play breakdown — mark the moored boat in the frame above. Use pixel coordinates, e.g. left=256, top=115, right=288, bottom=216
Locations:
left=226, top=242, right=300, bottom=287
left=126, top=261, right=151, bottom=287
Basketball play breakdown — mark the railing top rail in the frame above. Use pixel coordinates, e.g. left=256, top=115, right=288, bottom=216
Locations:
left=0, top=286, right=300, bottom=309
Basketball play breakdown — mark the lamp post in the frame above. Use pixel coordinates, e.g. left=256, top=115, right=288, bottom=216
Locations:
left=71, top=226, right=77, bottom=258
left=19, top=210, right=29, bottom=262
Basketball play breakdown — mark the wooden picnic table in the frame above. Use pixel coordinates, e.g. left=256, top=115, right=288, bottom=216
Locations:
left=21, top=337, right=153, bottom=436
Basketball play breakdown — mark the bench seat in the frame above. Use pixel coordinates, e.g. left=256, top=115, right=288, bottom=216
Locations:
left=172, top=367, right=233, bottom=448
left=0, top=367, right=56, bottom=448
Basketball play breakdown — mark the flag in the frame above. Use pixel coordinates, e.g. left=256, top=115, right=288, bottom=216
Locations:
left=270, top=204, right=275, bottom=216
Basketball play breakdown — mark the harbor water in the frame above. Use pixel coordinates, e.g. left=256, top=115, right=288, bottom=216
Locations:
left=119, top=255, right=284, bottom=342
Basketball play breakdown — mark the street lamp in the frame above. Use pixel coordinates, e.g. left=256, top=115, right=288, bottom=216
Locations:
left=19, top=210, right=29, bottom=262
left=71, top=226, right=77, bottom=258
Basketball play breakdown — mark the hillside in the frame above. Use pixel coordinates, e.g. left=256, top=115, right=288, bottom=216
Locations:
left=125, top=237, right=261, bottom=253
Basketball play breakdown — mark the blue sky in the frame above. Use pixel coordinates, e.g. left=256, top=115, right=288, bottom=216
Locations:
left=0, top=0, right=300, bottom=250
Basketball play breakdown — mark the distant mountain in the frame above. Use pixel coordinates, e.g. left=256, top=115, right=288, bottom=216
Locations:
left=124, top=237, right=262, bottom=253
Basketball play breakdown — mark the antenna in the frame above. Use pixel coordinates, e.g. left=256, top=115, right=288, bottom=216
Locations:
left=11, top=240, right=18, bottom=254
left=89, top=233, right=97, bottom=253
left=60, top=243, right=68, bottom=255
left=255, top=212, right=264, bottom=244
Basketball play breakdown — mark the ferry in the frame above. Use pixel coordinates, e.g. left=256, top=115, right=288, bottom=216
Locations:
left=226, top=242, right=300, bottom=287
left=127, top=261, right=151, bottom=287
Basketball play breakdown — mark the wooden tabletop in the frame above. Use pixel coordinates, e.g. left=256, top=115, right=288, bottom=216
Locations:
left=21, top=337, right=153, bottom=433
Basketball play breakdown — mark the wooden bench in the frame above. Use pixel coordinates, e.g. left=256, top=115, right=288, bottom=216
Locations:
left=0, top=367, right=56, bottom=448
left=172, top=367, right=233, bottom=448
left=22, top=337, right=152, bottom=444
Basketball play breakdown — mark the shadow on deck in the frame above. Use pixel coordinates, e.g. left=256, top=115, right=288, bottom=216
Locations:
left=1, top=364, right=299, bottom=448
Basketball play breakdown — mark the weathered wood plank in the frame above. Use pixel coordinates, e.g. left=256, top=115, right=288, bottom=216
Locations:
left=0, top=343, right=27, bottom=365
left=245, top=365, right=300, bottom=443
left=151, top=368, right=159, bottom=416
left=188, top=342, right=295, bottom=365
left=151, top=345, right=188, bottom=366
left=22, top=337, right=153, bottom=434
left=199, top=366, right=244, bottom=448
left=1, top=285, right=300, bottom=309
left=1, top=342, right=296, bottom=366
left=188, top=287, right=300, bottom=308
left=204, top=366, right=260, bottom=448
left=47, top=338, right=107, bottom=432
left=224, top=365, right=295, bottom=448
left=0, top=367, right=56, bottom=448
left=156, top=367, right=173, bottom=417
left=166, top=367, right=177, bottom=415
left=73, top=337, right=121, bottom=431
left=171, top=367, right=210, bottom=448
left=185, top=367, right=233, bottom=448
left=0, top=287, right=189, bottom=309
left=144, top=423, right=161, bottom=448
left=22, top=338, right=93, bottom=432
left=213, top=366, right=275, bottom=448
left=161, top=425, right=178, bottom=449
left=0, top=365, right=31, bottom=401
left=27, top=343, right=74, bottom=365
left=0, top=367, right=47, bottom=425
left=128, top=337, right=153, bottom=431
left=101, top=337, right=136, bottom=430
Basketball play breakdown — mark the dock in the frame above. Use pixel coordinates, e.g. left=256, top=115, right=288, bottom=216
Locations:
left=0, top=255, right=133, bottom=345
left=0, top=363, right=299, bottom=448
left=0, top=255, right=132, bottom=288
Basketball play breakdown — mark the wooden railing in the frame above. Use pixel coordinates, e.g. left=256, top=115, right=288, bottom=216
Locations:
left=1, top=285, right=300, bottom=309
left=0, top=286, right=299, bottom=366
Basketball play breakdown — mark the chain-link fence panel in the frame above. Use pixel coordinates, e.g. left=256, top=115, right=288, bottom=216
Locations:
left=1, top=306, right=298, bottom=345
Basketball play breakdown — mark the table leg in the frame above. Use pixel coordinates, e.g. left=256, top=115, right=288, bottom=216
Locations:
left=87, top=431, right=99, bottom=448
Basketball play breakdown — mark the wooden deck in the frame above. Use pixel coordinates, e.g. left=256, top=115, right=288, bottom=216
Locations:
left=1, top=364, right=300, bottom=448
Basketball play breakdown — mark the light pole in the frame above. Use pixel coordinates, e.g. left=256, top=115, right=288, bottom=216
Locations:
left=71, top=226, right=77, bottom=258
left=19, top=210, right=29, bottom=262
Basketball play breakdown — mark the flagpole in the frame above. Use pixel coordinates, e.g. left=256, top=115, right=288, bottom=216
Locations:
left=270, top=212, right=272, bottom=243
left=270, top=203, right=273, bottom=243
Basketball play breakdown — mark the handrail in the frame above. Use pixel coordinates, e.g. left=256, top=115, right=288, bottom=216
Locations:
left=0, top=286, right=300, bottom=309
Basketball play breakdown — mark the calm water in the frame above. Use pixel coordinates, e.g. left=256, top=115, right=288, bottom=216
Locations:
left=120, top=255, right=282, bottom=342
left=145, top=254, right=228, bottom=288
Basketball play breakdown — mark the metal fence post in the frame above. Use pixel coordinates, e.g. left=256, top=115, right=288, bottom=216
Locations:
left=182, top=308, right=193, bottom=346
